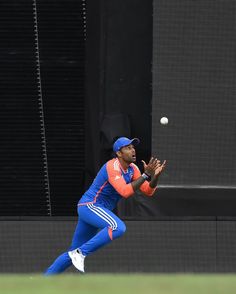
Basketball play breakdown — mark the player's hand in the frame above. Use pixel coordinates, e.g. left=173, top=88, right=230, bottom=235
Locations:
left=141, top=157, right=160, bottom=176
left=153, top=160, right=167, bottom=178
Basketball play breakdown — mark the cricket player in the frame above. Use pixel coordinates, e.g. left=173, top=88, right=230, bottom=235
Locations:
left=45, top=137, right=166, bottom=274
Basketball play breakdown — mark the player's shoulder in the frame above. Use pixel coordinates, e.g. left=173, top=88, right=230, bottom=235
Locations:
left=130, top=162, right=140, bottom=171
left=106, top=158, right=120, bottom=172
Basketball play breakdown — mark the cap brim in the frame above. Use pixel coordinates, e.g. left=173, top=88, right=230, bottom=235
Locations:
left=130, top=138, right=140, bottom=146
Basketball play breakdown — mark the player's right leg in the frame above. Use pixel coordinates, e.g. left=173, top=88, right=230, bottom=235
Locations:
left=68, top=204, right=126, bottom=272
left=78, top=203, right=127, bottom=255
left=44, top=219, right=97, bottom=275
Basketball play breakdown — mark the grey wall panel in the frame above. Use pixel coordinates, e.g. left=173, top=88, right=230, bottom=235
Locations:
left=152, top=0, right=236, bottom=187
left=2, top=218, right=234, bottom=273
left=217, top=221, right=236, bottom=272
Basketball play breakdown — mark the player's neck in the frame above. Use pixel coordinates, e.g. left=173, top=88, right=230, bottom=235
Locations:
left=117, top=158, right=130, bottom=170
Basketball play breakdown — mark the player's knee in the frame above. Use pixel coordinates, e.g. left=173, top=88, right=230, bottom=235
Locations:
left=116, top=222, right=126, bottom=237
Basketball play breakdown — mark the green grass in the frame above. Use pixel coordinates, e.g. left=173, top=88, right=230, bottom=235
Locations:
left=1, top=274, right=236, bottom=294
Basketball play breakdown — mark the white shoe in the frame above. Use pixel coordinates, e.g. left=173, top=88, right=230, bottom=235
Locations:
left=68, top=249, right=85, bottom=273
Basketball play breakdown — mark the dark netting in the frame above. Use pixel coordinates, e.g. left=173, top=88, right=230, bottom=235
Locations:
left=152, top=0, right=236, bottom=187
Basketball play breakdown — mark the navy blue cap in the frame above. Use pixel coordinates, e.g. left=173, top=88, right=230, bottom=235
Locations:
left=113, top=137, right=140, bottom=152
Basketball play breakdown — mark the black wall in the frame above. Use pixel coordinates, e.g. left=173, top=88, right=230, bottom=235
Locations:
left=85, top=0, right=153, bottom=186
left=0, top=0, right=86, bottom=216
left=0, top=0, right=153, bottom=216
left=36, top=1, right=86, bottom=215
left=0, top=1, right=48, bottom=216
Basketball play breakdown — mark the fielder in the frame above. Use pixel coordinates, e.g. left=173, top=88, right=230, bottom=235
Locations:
left=45, top=136, right=166, bottom=274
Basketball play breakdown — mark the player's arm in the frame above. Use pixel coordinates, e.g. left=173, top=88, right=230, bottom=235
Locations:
left=131, top=162, right=157, bottom=196
left=132, top=159, right=166, bottom=196
left=149, top=160, right=167, bottom=188
left=107, top=158, right=157, bottom=198
left=107, top=164, right=147, bottom=198
left=131, top=157, right=160, bottom=192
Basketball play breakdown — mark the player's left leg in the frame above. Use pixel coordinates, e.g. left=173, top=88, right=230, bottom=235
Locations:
left=69, top=218, right=98, bottom=250
left=44, top=218, right=97, bottom=275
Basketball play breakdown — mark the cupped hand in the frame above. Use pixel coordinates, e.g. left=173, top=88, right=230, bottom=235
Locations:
left=141, top=157, right=161, bottom=176
left=153, top=160, right=167, bottom=178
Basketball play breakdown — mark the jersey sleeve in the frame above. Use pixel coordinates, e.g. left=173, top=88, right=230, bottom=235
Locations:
left=106, top=160, right=134, bottom=198
left=131, top=163, right=157, bottom=196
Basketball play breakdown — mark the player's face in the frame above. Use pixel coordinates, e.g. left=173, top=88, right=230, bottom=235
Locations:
left=119, top=144, right=136, bottom=163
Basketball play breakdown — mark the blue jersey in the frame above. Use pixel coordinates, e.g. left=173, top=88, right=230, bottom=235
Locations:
left=79, top=158, right=156, bottom=211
